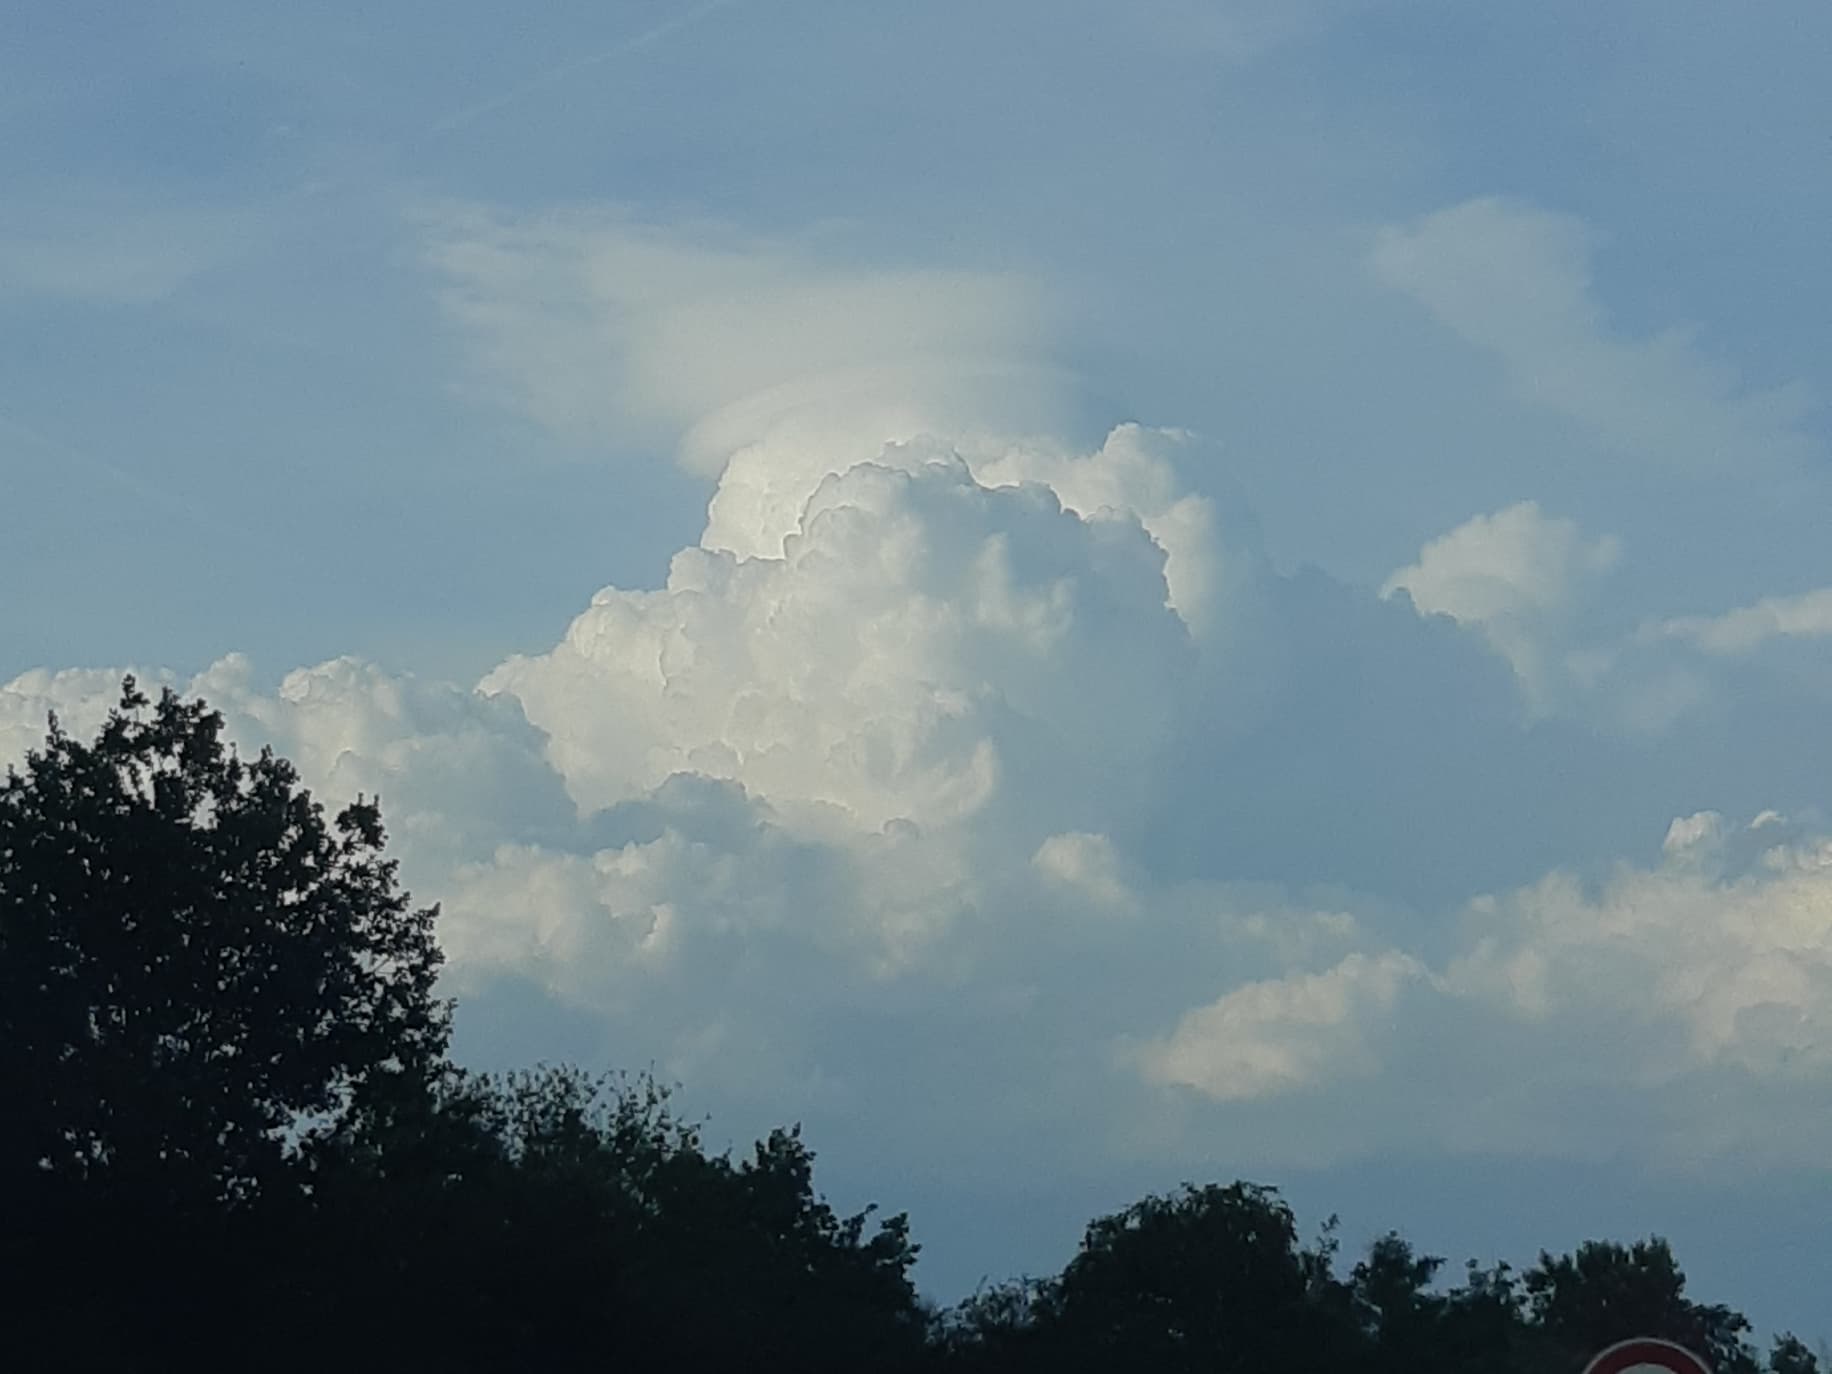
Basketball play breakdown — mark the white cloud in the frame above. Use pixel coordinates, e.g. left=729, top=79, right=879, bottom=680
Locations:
left=1382, top=500, right=1618, bottom=708
left=1143, top=809, right=1832, bottom=1166
left=189, top=655, right=578, bottom=865
left=1383, top=501, right=1618, bottom=625
left=1033, top=831, right=1136, bottom=915
left=1650, top=586, right=1832, bottom=656
left=0, top=665, right=176, bottom=763
left=1, top=654, right=576, bottom=915
left=1371, top=197, right=1818, bottom=472
left=1139, top=950, right=1425, bottom=1101
left=1379, top=500, right=1832, bottom=736
left=1447, top=811, right=1832, bottom=1088
left=963, top=424, right=1249, bottom=642
left=483, top=436, right=1197, bottom=840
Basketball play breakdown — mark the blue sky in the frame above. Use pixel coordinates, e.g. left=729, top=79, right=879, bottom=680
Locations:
left=4, top=0, right=1830, bottom=1338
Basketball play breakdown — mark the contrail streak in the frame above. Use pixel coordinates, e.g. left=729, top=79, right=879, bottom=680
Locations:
left=428, top=0, right=744, bottom=137
left=288, top=0, right=745, bottom=206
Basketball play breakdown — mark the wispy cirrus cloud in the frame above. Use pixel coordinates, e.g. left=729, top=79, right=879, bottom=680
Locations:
left=0, top=194, right=245, bottom=306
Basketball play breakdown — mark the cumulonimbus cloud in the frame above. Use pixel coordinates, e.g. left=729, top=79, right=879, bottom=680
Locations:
left=7, top=206, right=1832, bottom=1187
left=10, top=417, right=1832, bottom=1175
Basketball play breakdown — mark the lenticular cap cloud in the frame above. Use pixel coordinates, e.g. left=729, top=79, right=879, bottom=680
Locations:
left=424, top=204, right=1079, bottom=477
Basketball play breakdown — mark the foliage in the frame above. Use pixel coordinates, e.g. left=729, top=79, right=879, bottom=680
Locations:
left=1523, top=1239, right=1760, bottom=1374
left=0, top=678, right=447, bottom=1207
left=939, top=1182, right=1362, bottom=1373
left=296, top=1065, right=928, bottom=1371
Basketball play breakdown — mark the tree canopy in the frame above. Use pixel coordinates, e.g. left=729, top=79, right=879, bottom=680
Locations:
left=0, top=678, right=447, bottom=1207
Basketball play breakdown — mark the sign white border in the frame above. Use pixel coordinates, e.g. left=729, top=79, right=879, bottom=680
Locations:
left=1581, top=1337, right=1714, bottom=1374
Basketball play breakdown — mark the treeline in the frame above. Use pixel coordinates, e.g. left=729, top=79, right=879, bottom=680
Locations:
left=0, top=682, right=1820, bottom=1371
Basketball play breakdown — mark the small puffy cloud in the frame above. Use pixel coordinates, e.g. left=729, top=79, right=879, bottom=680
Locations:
left=1033, top=832, right=1136, bottom=915
left=1139, top=951, right=1425, bottom=1101
left=1650, top=586, right=1832, bottom=656
left=1371, top=197, right=1818, bottom=473
left=1383, top=501, right=1618, bottom=625
left=1382, top=501, right=1618, bottom=708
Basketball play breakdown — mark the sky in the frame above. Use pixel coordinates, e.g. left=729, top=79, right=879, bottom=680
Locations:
left=3, top=0, right=1830, bottom=1340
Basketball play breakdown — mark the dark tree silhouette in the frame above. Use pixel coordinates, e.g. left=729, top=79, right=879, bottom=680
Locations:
left=935, top=1209, right=1808, bottom=1374
left=0, top=678, right=451, bottom=1366
left=1523, top=1238, right=1759, bottom=1374
left=1433, top=1260, right=1554, bottom=1374
left=301, top=1065, right=930, bottom=1371
left=1769, top=1335, right=1827, bottom=1374
left=1353, top=1232, right=1451, bottom=1372
left=937, top=1275, right=1057, bottom=1370
left=0, top=678, right=448, bottom=1207
left=940, top=1181, right=1362, bottom=1373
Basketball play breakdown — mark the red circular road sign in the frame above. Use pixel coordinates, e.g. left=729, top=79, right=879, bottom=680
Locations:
left=1582, top=1338, right=1713, bottom=1374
